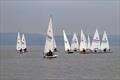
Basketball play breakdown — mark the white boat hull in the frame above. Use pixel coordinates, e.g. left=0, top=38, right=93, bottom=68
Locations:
left=44, top=55, right=58, bottom=58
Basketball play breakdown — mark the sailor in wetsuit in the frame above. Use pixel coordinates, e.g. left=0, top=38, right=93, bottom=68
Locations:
left=46, top=50, right=53, bottom=56
left=24, top=48, right=27, bottom=52
left=103, top=48, right=107, bottom=52
left=20, top=48, right=22, bottom=53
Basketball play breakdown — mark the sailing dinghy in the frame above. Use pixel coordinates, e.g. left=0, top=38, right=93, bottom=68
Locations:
left=16, top=32, right=22, bottom=53
left=86, top=35, right=92, bottom=52
left=71, top=33, right=79, bottom=52
left=53, top=37, right=57, bottom=52
left=79, top=29, right=88, bottom=54
left=91, top=29, right=101, bottom=53
left=43, top=17, right=58, bottom=58
left=63, top=30, right=73, bottom=53
left=101, top=31, right=112, bottom=53
left=21, top=33, right=27, bottom=52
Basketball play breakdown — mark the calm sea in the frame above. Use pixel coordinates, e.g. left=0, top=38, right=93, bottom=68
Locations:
left=0, top=46, right=120, bottom=80
left=0, top=33, right=120, bottom=80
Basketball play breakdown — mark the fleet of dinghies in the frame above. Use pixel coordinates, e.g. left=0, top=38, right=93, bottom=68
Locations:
left=16, top=17, right=112, bottom=58
left=16, top=32, right=27, bottom=53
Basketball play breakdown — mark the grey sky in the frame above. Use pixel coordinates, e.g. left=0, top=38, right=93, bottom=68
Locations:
left=0, top=0, right=120, bottom=35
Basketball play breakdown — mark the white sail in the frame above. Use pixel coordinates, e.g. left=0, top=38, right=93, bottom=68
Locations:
left=71, top=33, right=79, bottom=51
left=91, top=29, right=100, bottom=50
left=44, top=17, right=54, bottom=54
left=80, top=29, right=87, bottom=51
left=16, top=32, right=22, bottom=51
left=53, top=37, right=57, bottom=49
left=87, top=35, right=91, bottom=49
left=101, top=31, right=109, bottom=50
left=63, top=30, right=71, bottom=51
left=21, top=33, right=27, bottom=50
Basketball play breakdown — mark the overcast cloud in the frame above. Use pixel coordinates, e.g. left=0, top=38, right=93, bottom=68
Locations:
left=0, top=0, right=120, bottom=35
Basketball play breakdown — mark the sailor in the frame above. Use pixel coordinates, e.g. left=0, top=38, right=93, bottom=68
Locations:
left=54, top=48, right=57, bottom=51
left=74, top=48, right=77, bottom=52
left=20, top=48, right=22, bottom=53
left=47, top=50, right=53, bottom=56
left=24, top=48, right=27, bottom=52
left=83, top=48, right=86, bottom=53
left=67, top=49, right=70, bottom=52
left=103, top=48, right=107, bottom=52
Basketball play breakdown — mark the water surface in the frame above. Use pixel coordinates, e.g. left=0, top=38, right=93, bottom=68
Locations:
left=0, top=46, right=120, bottom=80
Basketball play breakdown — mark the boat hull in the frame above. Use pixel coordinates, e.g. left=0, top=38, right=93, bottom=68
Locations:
left=44, top=55, right=58, bottom=58
left=65, top=51, right=73, bottom=54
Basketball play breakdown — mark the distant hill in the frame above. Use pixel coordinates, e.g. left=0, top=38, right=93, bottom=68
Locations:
left=0, top=32, right=120, bottom=47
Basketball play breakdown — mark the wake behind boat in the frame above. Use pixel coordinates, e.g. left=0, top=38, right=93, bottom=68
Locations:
left=43, top=17, right=58, bottom=58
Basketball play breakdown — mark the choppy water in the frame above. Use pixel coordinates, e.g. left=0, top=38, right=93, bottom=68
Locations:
left=0, top=46, right=120, bottom=80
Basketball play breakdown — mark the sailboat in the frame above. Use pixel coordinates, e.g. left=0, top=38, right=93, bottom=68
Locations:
left=21, top=33, right=27, bottom=52
left=16, top=32, right=22, bottom=53
left=43, top=17, right=58, bottom=58
left=91, top=29, right=101, bottom=53
left=71, top=33, right=79, bottom=52
left=53, top=37, right=57, bottom=52
left=101, top=31, right=112, bottom=53
left=63, top=30, right=73, bottom=53
left=79, top=29, right=87, bottom=53
left=87, top=35, right=91, bottom=50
